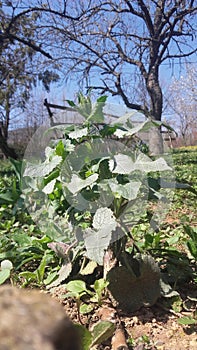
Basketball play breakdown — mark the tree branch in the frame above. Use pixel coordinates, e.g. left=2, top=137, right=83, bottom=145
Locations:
left=6, top=33, right=52, bottom=59
left=114, top=73, right=149, bottom=114
left=161, top=47, right=197, bottom=62
left=138, top=0, right=155, bottom=36
left=122, top=0, right=143, bottom=17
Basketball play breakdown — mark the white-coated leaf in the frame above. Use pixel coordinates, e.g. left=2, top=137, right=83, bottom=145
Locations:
left=42, top=179, right=56, bottom=194
left=109, top=154, right=135, bottom=174
left=113, top=128, right=127, bottom=138
left=84, top=208, right=117, bottom=265
left=93, top=207, right=117, bottom=231
left=109, top=180, right=141, bottom=200
left=69, top=127, right=88, bottom=139
left=45, top=146, right=54, bottom=159
left=109, top=153, right=171, bottom=175
left=114, top=120, right=148, bottom=138
left=24, top=155, right=62, bottom=177
left=63, top=139, right=75, bottom=152
left=107, top=254, right=160, bottom=312
left=84, top=227, right=112, bottom=265
left=135, top=153, right=172, bottom=172
left=110, top=111, right=136, bottom=125
left=66, top=173, right=98, bottom=194
left=160, top=278, right=180, bottom=298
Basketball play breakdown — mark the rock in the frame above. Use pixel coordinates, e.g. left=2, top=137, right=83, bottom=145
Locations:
left=0, top=285, right=80, bottom=350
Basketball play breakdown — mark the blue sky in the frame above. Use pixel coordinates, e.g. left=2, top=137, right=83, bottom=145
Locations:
left=3, top=0, right=196, bottom=127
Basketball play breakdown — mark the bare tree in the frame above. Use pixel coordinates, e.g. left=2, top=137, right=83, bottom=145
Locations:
left=167, top=65, right=197, bottom=146
left=1, top=1, right=197, bottom=153
left=27, top=0, right=196, bottom=153
left=0, top=2, right=60, bottom=158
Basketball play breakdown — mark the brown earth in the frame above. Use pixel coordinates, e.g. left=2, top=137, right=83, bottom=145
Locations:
left=51, top=286, right=197, bottom=350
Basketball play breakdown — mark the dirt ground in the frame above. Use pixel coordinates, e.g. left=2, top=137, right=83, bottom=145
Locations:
left=51, top=286, right=197, bottom=350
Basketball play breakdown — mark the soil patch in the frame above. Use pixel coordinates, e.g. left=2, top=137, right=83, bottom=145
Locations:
left=50, top=286, right=197, bottom=350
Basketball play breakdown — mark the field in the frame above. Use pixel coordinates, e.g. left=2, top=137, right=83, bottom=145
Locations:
left=0, top=147, right=196, bottom=349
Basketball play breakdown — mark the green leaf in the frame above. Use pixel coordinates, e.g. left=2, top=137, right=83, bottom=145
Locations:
left=0, top=269, right=11, bottom=285
left=66, top=99, right=76, bottom=107
left=19, top=271, right=37, bottom=282
left=44, top=271, right=58, bottom=285
left=80, top=303, right=94, bottom=314
left=94, top=278, right=109, bottom=294
left=187, top=241, right=197, bottom=259
left=74, top=324, right=92, bottom=350
left=147, top=177, right=160, bottom=191
left=62, top=291, right=79, bottom=299
left=0, top=252, right=15, bottom=261
left=91, top=321, right=115, bottom=346
left=55, top=140, right=65, bottom=157
left=171, top=296, right=182, bottom=313
left=66, top=280, right=89, bottom=295
left=178, top=317, right=197, bottom=325
left=35, top=252, right=48, bottom=283
left=86, top=96, right=107, bottom=123
left=97, top=96, right=108, bottom=103
left=9, top=158, right=22, bottom=181
left=0, top=192, right=15, bottom=204
left=76, top=92, right=92, bottom=118
left=80, top=261, right=97, bottom=275
left=184, top=226, right=197, bottom=241
left=95, top=279, right=105, bottom=292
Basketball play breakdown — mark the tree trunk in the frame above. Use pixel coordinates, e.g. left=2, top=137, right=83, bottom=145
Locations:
left=146, top=67, right=164, bottom=155
left=0, top=142, right=18, bottom=159
left=0, top=82, right=18, bottom=159
left=148, top=127, right=163, bottom=156
left=0, top=127, right=18, bottom=159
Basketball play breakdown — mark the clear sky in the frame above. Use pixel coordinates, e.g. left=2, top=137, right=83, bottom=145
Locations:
left=3, top=0, right=196, bottom=128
